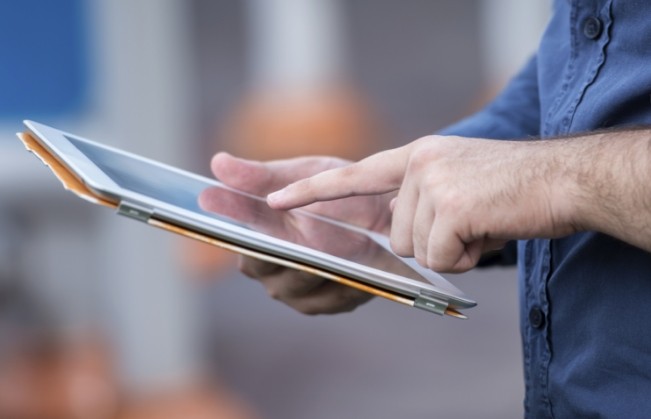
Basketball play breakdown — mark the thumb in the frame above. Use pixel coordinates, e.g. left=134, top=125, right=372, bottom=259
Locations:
left=211, top=152, right=349, bottom=196
left=210, top=152, right=271, bottom=195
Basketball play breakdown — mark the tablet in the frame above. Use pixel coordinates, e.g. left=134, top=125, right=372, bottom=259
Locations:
left=20, top=120, right=476, bottom=318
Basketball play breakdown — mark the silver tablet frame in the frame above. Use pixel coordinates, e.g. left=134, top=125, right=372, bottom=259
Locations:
left=25, top=120, right=476, bottom=311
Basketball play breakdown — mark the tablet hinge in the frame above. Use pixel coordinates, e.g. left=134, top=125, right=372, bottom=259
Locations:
left=118, top=201, right=154, bottom=222
left=414, top=294, right=448, bottom=315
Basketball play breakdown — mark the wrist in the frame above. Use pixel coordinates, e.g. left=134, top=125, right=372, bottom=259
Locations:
left=533, top=137, right=588, bottom=237
left=551, top=131, right=648, bottom=238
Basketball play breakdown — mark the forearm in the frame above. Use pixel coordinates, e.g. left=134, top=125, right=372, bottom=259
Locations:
left=554, top=128, right=651, bottom=252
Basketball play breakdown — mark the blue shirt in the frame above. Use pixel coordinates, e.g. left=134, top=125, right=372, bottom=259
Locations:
left=441, top=1, right=651, bottom=417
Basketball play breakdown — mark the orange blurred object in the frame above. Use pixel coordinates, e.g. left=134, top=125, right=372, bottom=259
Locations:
left=0, top=339, right=259, bottom=419
left=0, top=339, right=118, bottom=419
left=222, top=86, right=381, bottom=160
left=117, top=383, right=259, bottom=419
left=183, top=85, right=382, bottom=278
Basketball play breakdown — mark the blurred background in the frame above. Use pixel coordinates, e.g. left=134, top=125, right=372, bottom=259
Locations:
left=0, top=1, right=549, bottom=418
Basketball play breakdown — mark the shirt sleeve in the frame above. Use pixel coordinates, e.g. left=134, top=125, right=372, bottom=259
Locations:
left=438, top=55, right=540, bottom=140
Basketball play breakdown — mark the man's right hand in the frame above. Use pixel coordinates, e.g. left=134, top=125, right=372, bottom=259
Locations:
left=200, top=152, right=393, bottom=315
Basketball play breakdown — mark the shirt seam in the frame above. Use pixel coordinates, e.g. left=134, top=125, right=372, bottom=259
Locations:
left=543, top=1, right=579, bottom=138
left=566, top=0, right=614, bottom=132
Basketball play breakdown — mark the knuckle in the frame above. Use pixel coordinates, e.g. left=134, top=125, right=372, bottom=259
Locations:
left=239, top=259, right=259, bottom=279
left=422, top=171, right=443, bottom=191
left=410, top=136, right=442, bottom=158
left=390, top=237, right=413, bottom=257
left=238, top=256, right=283, bottom=278
left=415, top=254, right=428, bottom=268
left=412, top=135, right=436, bottom=150
left=390, top=225, right=414, bottom=257
left=321, top=156, right=349, bottom=171
left=265, top=286, right=283, bottom=301
left=336, top=302, right=358, bottom=314
left=426, top=249, right=448, bottom=272
left=338, top=163, right=358, bottom=180
left=295, top=285, right=369, bottom=316
left=426, top=259, right=447, bottom=272
left=293, top=176, right=323, bottom=202
left=452, top=260, right=474, bottom=273
left=287, top=178, right=309, bottom=197
left=438, top=190, right=466, bottom=215
left=296, top=303, right=321, bottom=316
left=338, top=286, right=366, bottom=305
left=407, top=148, right=430, bottom=171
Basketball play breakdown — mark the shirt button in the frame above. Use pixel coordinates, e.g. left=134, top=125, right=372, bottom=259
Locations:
left=583, top=16, right=603, bottom=40
left=529, top=307, right=545, bottom=329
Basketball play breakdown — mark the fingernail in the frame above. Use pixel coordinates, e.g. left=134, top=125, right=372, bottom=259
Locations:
left=389, top=197, right=397, bottom=212
left=267, top=190, right=285, bottom=205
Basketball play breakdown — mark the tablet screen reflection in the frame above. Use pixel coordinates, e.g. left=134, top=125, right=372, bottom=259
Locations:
left=197, top=185, right=430, bottom=284
left=66, top=135, right=430, bottom=286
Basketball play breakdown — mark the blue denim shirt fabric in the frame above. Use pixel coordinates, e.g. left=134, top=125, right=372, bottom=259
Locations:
left=441, top=1, right=651, bottom=417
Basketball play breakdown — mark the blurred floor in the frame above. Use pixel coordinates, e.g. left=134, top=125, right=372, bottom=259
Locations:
left=198, top=267, right=523, bottom=419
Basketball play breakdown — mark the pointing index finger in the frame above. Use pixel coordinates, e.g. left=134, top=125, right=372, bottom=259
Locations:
left=267, top=146, right=409, bottom=210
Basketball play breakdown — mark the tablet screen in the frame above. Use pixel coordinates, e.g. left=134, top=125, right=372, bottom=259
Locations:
left=64, top=136, right=442, bottom=289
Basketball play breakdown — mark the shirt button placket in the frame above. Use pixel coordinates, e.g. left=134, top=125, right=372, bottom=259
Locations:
left=529, top=306, right=546, bottom=329
left=583, top=16, right=603, bottom=40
